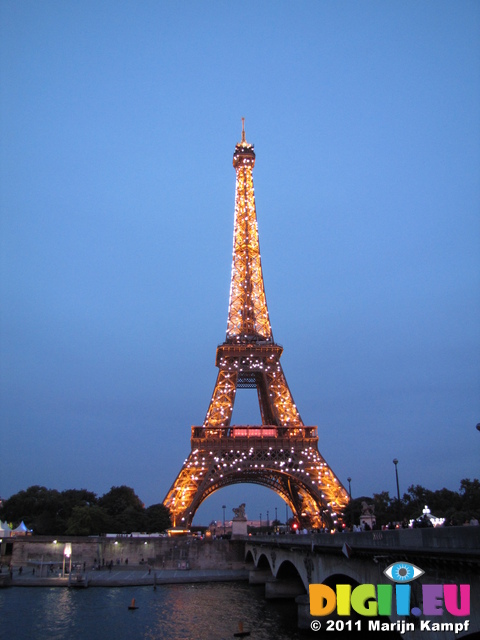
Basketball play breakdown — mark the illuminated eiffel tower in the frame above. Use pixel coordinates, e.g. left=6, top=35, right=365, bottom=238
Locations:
left=164, top=121, right=349, bottom=529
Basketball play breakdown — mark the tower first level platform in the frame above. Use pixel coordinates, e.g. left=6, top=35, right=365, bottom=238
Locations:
left=165, top=427, right=346, bottom=530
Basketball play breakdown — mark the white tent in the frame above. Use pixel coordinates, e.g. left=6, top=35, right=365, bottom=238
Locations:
left=0, top=520, right=12, bottom=537
left=409, top=505, right=445, bottom=528
left=11, top=521, right=31, bottom=536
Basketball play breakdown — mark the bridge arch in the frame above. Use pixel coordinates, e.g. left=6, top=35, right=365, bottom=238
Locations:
left=246, top=543, right=380, bottom=593
left=322, top=573, right=361, bottom=589
left=256, top=552, right=272, bottom=573
left=275, top=559, right=307, bottom=593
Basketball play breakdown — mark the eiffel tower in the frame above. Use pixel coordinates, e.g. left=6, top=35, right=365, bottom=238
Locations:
left=164, top=121, right=349, bottom=530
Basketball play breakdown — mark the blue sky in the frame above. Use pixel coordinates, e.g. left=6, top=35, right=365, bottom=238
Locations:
left=1, top=1, right=479, bottom=526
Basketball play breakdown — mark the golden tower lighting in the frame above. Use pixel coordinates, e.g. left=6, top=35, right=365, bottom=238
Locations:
left=164, top=121, right=349, bottom=529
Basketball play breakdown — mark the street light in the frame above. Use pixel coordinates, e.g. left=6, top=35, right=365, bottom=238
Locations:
left=393, top=458, right=401, bottom=522
left=222, top=505, right=226, bottom=535
left=63, top=543, right=72, bottom=578
left=347, top=477, right=352, bottom=498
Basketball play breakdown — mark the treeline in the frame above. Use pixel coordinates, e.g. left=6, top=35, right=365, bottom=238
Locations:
left=344, top=478, right=480, bottom=528
left=0, top=485, right=171, bottom=536
left=2, top=479, right=478, bottom=535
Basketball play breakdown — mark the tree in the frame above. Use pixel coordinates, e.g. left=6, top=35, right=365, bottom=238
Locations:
left=371, top=491, right=397, bottom=526
left=145, top=503, right=171, bottom=533
left=61, top=489, right=97, bottom=510
left=401, top=481, right=480, bottom=524
left=98, top=486, right=144, bottom=516
left=116, top=506, right=147, bottom=533
left=65, top=505, right=112, bottom=536
left=0, top=486, right=63, bottom=534
left=98, top=486, right=146, bottom=533
left=427, top=488, right=459, bottom=517
left=1, top=485, right=173, bottom=535
left=459, top=478, right=480, bottom=516
left=55, top=489, right=98, bottom=533
left=402, top=485, right=434, bottom=522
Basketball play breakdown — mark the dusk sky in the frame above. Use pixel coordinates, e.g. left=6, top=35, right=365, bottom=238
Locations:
left=1, top=1, right=479, bottom=527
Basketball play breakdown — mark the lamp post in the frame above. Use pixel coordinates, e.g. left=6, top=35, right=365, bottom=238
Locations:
left=393, top=458, right=401, bottom=522
left=222, top=505, right=226, bottom=535
left=347, top=477, right=352, bottom=498
left=63, top=543, right=72, bottom=578
left=260, top=513, right=262, bottom=529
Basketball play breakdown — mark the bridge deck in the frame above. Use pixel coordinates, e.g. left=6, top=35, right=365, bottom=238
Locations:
left=243, top=526, right=480, bottom=562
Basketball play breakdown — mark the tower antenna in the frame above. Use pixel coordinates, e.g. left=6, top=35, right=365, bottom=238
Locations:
left=241, top=117, right=246, bottom=142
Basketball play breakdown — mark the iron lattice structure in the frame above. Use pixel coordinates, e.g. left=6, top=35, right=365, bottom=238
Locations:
left=164, top=123, right=349, bottom=529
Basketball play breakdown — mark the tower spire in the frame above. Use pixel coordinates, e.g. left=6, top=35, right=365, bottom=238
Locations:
left=229, top=119, right=271, bottom=343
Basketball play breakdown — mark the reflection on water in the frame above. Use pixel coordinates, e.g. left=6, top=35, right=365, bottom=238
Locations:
left=143, top=583, right=301, bottom=640
left=0, top=582, right=303, bottom=640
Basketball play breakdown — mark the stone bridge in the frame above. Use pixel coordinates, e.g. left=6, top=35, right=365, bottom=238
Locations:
left=244, top=527, right=480, bottom=639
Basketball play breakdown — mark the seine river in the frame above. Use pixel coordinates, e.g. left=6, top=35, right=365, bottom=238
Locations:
left=0, top=581, right=306, bottom=640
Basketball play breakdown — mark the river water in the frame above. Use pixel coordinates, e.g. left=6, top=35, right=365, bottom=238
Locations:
left=0, top=581, right=305, bottom=640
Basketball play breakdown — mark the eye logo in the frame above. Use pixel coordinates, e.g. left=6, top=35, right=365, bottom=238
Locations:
left=384, top=562, right=424, bottom=583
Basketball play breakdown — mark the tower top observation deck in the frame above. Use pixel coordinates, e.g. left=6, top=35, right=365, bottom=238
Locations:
left=233, top=118, right=255, bottom=168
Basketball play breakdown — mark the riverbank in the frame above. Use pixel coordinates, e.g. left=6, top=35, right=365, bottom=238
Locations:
left=2, top=535, right=246, bottom=576
left=2, top=566, right=249, bottom=588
